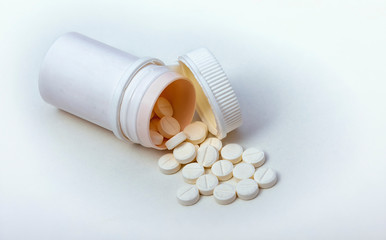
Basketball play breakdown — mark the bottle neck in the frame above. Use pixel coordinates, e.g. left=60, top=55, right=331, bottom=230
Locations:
left=118, top=64, right=170, bottom=144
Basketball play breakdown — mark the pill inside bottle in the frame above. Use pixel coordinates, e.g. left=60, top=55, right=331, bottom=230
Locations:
left=39, top=32, right=242, bottom=150
left=148, top=91, right=195, bottom=149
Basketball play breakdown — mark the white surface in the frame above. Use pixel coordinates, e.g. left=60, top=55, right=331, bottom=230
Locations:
left=0, top=0, right=386, bottom=239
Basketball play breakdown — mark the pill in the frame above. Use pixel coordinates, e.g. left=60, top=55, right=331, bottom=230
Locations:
left=211, top=160, right=233, bottom=181
left=150, top=130, right=164, bottom=145
left=254, top=167, right=277, bottom=189
left=236, top=179, right=259, bottom=200
left=196, top=174, right=219, bottom=196
left=200, top=137, right=222, bottom=151
left=182, top=163, right=205, bottom=184
left=158, top=153, right=181, bottom=175
left=149, top=117, right=159, bottom=131
left=154, top=97, right=173, bottom=118
left=196, top=145, right=219, bottom=167
left=233, top=162, right=255, bottom=180
left=242, top=148, right=265, bottom=167
left=157, top=116, right=180, bottom=138
left=221, top=143, right=243, bottom=164
left=213, top=183, right=236, bottom=205
left=183, top=121, right=208, bottom=145
left=195, top=145, right=199, bottom=152
left=165, top=132, right=187, bottom=150
left=176, top=185, right=200, bottom=206
left=173, top=142, right=196, bottom=164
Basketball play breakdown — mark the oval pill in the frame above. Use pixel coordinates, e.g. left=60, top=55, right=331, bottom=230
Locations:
left=211, top=160, right=233, bottom=181
left=196, top=174, right=219, bottom=195
left=158, top=153, right=181, bottom=175
left=165, top=132, right=186, bottom=150
left=242, top=148, right=265, bottom=167
left=154, top=97, right=173, bottom=118
left=200, top=137, right=222, bottom=151
left=149, top=117, right=159, bottom=131
left=236, top=179, right=259, bottom=200
left=157, top=116, right=181, bottom=138
left=254, top=167, right=277, bottom=189
left=176, top=185, right=200, bottom=206
left=173, top=142, right=196, bottom=164
left=150, top=130, right=164, bottom=145
left=213, top=183, right=236, bottom=205
left=183, top=121, right=208, bottom=145
left=233, top=162, right=255, bottom=180
left=182, top=163, right=205, bottom=184
left=221, top=143, right=243, bottom=164
left=196, top=145, right=219, bottom=167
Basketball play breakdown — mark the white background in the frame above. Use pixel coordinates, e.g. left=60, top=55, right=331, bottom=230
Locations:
left=1, top=0, right=386, bottom=239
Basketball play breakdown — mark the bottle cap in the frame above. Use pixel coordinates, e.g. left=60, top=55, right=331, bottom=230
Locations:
left=178, top=48, right=242, bottom=139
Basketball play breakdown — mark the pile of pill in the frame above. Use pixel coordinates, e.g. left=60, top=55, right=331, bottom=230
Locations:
left=152, top=98, right=278, bottom=206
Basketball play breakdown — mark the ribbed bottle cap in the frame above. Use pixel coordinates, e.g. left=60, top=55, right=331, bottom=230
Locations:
left=178, top=48, right=242, bottom=139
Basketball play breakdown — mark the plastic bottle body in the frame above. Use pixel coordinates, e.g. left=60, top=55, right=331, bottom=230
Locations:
left=39, top=32, right=196, bottom=149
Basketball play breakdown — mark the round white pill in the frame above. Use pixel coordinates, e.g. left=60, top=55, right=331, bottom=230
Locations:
left=242, top=148, right=265, bottom=167
left=176, top=185, right=200, bottom=206
left=254, top=167, right=277, bottom=188
left=196, top=145, right=219, bottom=167
left=211, top=160, right=233, bottom=181
left=213, top=183, right=236, bottom=205
left=200, top=137, right=222, bottom=151
left=165, top=132, right=187, bottom=150
left=157, top=116, right=180, bottom=138
left=154, top=97, right=173, bottom=118
left=221, top=143, right=243, bottom=164
left=196, top=174, right=219, bottom=195
left=150, top=130, right=164, bottom=145
left=182, top=163, right=205, bottom=184
left=183, top=121, right=208, bottom=145
left=233, top=162, right=255, bottom=180
left=149, top=117, right=159, bottom=131
left=236, top=179, right=259, bottom=200
left=173, top=142, right=196, bottom=164
left=157, top=153, right=181, bottom=175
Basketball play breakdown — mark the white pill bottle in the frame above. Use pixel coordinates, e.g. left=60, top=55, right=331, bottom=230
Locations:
left=39, top=32, right=242, bottom=150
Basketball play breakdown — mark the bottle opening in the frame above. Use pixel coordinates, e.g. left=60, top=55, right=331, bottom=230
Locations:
left=135, top=71, right=196, bottom=149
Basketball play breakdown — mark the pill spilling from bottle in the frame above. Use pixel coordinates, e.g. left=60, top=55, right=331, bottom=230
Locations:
left=153, top=99, right=278, bottom=206
left=39, top=32, right=275, bottom=207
